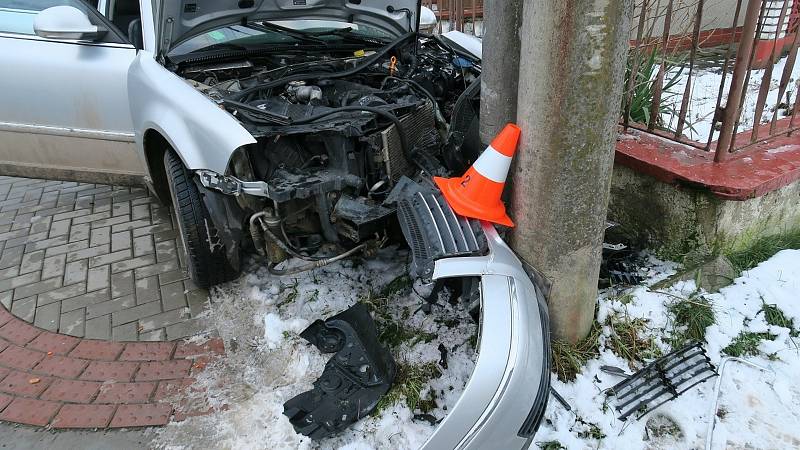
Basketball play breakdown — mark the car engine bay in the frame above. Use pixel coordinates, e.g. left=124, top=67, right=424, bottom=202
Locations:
left=171, top=33, right=482, bottom=271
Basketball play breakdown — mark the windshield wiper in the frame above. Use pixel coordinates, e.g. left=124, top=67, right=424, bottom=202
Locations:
left=249, top=22, right=327, bottom=44
left=189, top=42, right=249, bottom=53
left=307, top=28, right=388, bottom=45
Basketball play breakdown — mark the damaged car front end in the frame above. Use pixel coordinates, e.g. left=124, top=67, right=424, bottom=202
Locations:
left=149, top=2, right=482, bottom=285
left=133, top=1, right=550, bottom=446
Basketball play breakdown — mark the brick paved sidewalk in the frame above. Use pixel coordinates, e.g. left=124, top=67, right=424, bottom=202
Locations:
left=0, top=306, right=223, bottom=428
left=0, top=176, right=229, bottom=430
left=0, top=176, right=214, bottom=341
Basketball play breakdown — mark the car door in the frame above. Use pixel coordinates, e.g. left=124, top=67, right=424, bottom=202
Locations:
left=0, top=0, right=145, bottom=185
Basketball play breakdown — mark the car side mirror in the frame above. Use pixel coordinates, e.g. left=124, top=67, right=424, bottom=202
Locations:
left=33, top=6, right=107, bottom=41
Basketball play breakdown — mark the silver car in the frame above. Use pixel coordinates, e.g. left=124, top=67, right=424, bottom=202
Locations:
left=0, top=0, right=550, bottom=446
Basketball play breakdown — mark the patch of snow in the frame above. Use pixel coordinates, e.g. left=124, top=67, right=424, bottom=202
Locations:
left=536, top=249, right=800, bottom=449
left=154, top=247, right=800, bottom=450
left=154, top=247, right=476, bottom=450
left=767, top=144, right=800, bottom=154
left=661, top=55, right=800, bottom=143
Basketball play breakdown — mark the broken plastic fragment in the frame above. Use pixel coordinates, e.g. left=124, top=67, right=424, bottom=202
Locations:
left=283, top=303, right=396, bottom=440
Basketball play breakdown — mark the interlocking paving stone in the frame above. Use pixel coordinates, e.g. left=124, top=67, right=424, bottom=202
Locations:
left=52, top=404, right=116, bottom=428
left=14, top=277, right=61, bottom=301
left=135, top=360, right=191, bottom=381
left=158, top=269, right=187, bottom=286
left=160, top=282, right=187, bottom=312
left=18, top=250, right=44, bottom=275
left=0, top=398, right=61, bottom=426
left=111, top=254, right=157, bottom=274
left=30, top=235, right=71, bottom=254
left=165, top=318, right=211, bottom=341
left=135, top=260, right=180, bottom=280
left=109, top=404, right=172, bottom=427
left=59, top=308, right=85, bottom=337
left=111, top=231, right=131, bottom=253
left=69, top=340, right=125, bottom=361
left=63, top=259, right=88, bottom=286
left=41, top=254, right=67, bottom=279
left=79, top=361, right=138, bottom=382
left=0, top=177, right=212, bottom=341
left=0, top=320, right=41, bottom=345
left=0, top=345, right=44, bottom=370
left=120, top=343, right=175, bottom=362
left=85, top=315, right=112, bottom=340
left=134, top=277, right=160, bottom=305
left=32, top=354, right=89, bottom=378
left=92, top=215, right=132, bottom=230
left=26, top=331, right=80, bottom=355
left=140, top=308, right=190, bottom=334
left=33, top=302, right=60, bottom=332
left=89, top=249, right=132, bottom=269
left=138, top=328, right=166, bottom=341
left=65, top=244, right=112, bottom=264
left=89, top=227, right=111, bottom=247
left=0, top=392, right=13, bottom=411
left=40, top=379, right=101, bottom=403
left=0, top=291, right=10, bottom=310
left=0, top=370, right=53, bottom=397
left=48, top=219, right=70, bottom=238
left=44, top=240, right=89, bottom=259
left=86, top=265, right=110, bottom=292
left=111, top=322, right=138, bottom=341
left=110, top=270, right=134, bottom=299
left=0, top=272, right=39, bottom=293
left=60, top=289, right=110, bottom=313
left=0, top=266, right=18, bottom=281
left=68, top=222, right=91, bottom=243
left=86, top=295, right=136, bottom=320
left=10, top=296, right=36, bottom=322
left=36, top=282, right=86, bottom=306
left=96, top=382, right=156, bottom=404
left=112, top=301, right=162, bottom=327
left=0, top=246, right=24, bottom=270
left=133, top=235, right=154, bottom=258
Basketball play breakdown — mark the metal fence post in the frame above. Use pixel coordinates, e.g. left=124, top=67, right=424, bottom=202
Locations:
left=715, top=0, right=764, bottom=161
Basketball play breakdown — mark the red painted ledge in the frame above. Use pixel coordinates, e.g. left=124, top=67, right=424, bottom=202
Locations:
left=615, top=124, right=800, bottom=200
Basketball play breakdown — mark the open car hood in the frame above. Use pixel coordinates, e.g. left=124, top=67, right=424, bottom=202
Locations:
left=157, top=0, right=421, bottom=51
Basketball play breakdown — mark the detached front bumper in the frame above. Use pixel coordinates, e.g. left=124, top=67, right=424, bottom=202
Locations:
left=421, top=222, right=551, bottom=450
left=392, top=179, right=551, bottom=450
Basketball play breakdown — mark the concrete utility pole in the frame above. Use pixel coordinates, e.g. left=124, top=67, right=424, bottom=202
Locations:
left=510, top=0, right=631, bottom=343
left=479, top=0, right=523, bottom=144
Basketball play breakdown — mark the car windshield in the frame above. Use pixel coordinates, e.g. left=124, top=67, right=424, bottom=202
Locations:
left=169, top=20, right=393, bottom=56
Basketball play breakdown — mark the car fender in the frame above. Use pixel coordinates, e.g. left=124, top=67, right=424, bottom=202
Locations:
left=441, top=31, right=482, bottom=60
left=127, top=51, right=256, bottom=173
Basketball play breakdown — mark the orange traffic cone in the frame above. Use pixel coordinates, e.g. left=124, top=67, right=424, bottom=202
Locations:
left=434, top=123, right=520, bottom=227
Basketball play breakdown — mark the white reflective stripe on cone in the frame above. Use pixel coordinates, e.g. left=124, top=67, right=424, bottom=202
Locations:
left=471, top=146, right=513, bottom=183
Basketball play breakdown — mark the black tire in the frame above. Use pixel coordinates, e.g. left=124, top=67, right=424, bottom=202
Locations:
left=164, top=150, right=239, bottom=288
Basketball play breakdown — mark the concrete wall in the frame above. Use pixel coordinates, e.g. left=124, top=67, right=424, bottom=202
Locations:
left=608, top=164, right=800, bottom=261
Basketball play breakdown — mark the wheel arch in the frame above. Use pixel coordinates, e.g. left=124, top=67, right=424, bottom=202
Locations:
left=142, top=128, right=172, bottom=204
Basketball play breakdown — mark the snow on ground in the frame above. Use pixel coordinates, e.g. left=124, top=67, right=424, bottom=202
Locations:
left=153, top=247, right=476, bottom=450
left=153, top=247, right=800, bottom=450
left=535, top=249, right=800, bottom=450
left=661, top=54, right=800, bottom=142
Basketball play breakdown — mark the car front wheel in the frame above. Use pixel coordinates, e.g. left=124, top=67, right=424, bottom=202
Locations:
left=164, top=150, right=239, bottom=288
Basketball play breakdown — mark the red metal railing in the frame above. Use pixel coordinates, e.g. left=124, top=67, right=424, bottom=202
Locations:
left=421, top=0, right=484, bottom=36
left=622, top=0, right=800, bottom=162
